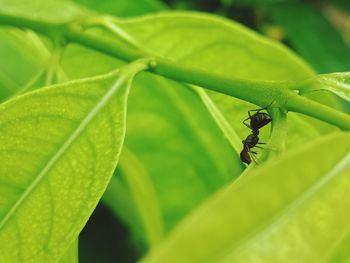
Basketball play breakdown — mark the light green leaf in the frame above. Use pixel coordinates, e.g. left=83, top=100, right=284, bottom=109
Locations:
left=141, top=132, right=350, bottom=263
left=0, top=60, right=147, bottom=262
left=299, top=72, right=350, bottom=103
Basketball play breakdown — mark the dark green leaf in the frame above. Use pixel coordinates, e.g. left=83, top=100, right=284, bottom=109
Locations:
left=268, top=2, right=350, bottom=73
left=74, top=0, right=167, bottom=17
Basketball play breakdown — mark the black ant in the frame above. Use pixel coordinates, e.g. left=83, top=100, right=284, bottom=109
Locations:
left=243, top=108, right=272, bottom=133
left=240, top=106, right=272, bottom=165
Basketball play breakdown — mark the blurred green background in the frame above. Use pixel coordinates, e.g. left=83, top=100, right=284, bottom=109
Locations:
left=75, top=0, right=350, bottom=262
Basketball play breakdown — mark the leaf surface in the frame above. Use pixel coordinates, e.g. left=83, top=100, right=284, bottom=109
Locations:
left=0, top=61, right=146, bottom=262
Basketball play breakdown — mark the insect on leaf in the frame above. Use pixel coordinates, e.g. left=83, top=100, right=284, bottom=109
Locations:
left=0, top=60, right=148, bottom=262
left=113, top=12, right=334, bottom=150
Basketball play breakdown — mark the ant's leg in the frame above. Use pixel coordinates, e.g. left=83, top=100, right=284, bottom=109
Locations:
left=257, top=142, right=266, bottom=144
left=242, top=117, right=252, bottom=129
left=247, top=102, right=274, bottom=116
left=248, top=149, right=258, bottom=164
left=248, top=108, right=262, bottom=113
left=244, top=108, right=262, bottom=128
left=258, top=102, right=274, bottom=111
left=245, top=103, right=272, bottom=127
left=247, top=108, right=261, bottom=117
left=254, top=145, right=263, bottom=149
left=249, top=152, right=259, bottom=164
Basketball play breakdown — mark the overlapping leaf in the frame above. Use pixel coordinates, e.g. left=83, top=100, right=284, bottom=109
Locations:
left=141, top=132, right=350, bottom=263
left=299, top=72, right=350, bottom=103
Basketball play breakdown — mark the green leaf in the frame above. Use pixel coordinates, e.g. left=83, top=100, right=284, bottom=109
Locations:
left=0, top=60, right=147, bottom=262
left=299, top=72, right=350, bottom=103
left=0, top=0, right=92, bottom=23
left=141, top=132, right=350, bottom=263
left=0, top=29, right=47, bottom=101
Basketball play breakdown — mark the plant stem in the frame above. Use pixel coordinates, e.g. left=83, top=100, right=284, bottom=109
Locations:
left=262, top=108, right=288, bottom=162
left=1, top=13, right=350, bottom=129
left=0, top=13, right=61, bottom=37
left=286, top=92, right=350, bottom=130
